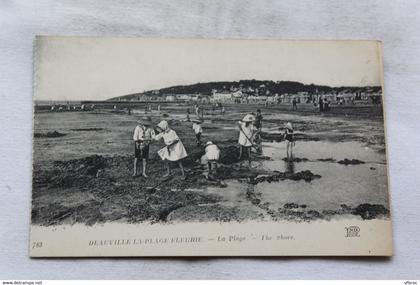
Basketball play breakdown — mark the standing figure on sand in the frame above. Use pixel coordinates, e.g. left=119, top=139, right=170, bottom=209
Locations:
left=284, top=122, right=295, bottom=161
left=186, top=108, right=190, bottom=121
left=155, top=120, right=188, bottom=179
left=237, top=114, right=257, bottom=167
left=318, top=96, right=324, bottom=112
left=133, top=117, right=155, bottom=178
left=204, top=141, right=220, bottom=179
left=254, top=109, right=263, bottom=131
left=194, top=104, right=200, bottom=117
left=292, top=98, right=298, bottom=110
left=192, top=119, right=203, bottom=146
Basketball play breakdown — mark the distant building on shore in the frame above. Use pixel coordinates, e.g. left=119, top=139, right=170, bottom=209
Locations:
left=212, top=90, right=243, bottom=102
left=165, top=95, right=175, bottom=101
left=212, top=91, right=233, bottom=101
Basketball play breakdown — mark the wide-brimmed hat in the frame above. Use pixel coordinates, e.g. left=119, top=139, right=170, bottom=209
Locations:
left=137, top=116, right=152, bottom=126
left=286, top=122, right=293, bottom=130
left=242, top=114, right=256, bottom=122
left=205, top=141, right=213, bottom=146
left=156, top=120, right=169, bottom=132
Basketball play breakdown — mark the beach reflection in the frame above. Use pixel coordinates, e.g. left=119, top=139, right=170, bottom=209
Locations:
left=285, top=159, right=295, bottom=174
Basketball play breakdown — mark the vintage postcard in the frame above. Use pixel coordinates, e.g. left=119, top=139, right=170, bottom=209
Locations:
left=31, top=37, right=392, bottom=256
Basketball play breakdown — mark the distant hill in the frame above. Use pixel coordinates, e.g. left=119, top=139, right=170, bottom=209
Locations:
left=108, top=80, right=381, bottom=101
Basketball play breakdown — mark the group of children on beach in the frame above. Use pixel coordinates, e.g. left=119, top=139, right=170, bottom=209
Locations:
left=132, top=108, right=295, bottom=180
left=133, top=118, right=188, bottom=179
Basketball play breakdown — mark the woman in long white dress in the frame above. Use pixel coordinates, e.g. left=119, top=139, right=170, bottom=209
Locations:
left=154, top=120, right=188, bottom=179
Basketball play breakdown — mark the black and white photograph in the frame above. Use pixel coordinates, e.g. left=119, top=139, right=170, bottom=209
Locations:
left=30, top=37, right=392, bottom=256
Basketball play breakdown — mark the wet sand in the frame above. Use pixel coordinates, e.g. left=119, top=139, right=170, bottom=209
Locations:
left=32, top=103, right=389, bottom=225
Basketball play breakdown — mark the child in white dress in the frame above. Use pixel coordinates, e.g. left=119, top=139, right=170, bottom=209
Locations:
left=154, top=120, right=188, bottom=179
left=192, top=119, right=203, bottom=145
left=204, top=141, right=220, bottom=178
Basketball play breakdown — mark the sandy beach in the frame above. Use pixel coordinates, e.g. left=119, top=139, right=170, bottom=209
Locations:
left=32, top=103, right=389, bottom=226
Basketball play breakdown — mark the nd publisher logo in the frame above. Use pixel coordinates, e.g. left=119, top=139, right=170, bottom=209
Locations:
left=345, top=226, right=360, bottom=237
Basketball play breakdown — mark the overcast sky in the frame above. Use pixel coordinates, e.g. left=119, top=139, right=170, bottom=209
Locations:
left=34, top=37, right=383, bottom=101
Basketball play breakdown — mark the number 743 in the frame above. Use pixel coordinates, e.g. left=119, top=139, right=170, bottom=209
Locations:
left=32, top=241, right=43, bottom=249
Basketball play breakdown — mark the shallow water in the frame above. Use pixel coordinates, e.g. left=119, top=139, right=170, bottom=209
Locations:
left=262, top=141, right=386, bottom=164
left=202, top=140, right=389, bottom=214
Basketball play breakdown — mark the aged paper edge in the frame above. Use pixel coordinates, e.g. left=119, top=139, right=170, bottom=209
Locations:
left=30, top=219, right=392, bottom=257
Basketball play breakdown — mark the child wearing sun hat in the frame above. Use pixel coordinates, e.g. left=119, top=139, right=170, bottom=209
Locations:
left=237, top=114, right=257, bottom=167
left=154, top=120, right=188, bottom=179
left=133, top=117, right=155, bottom=178
left=192, top=119, right=203, bottom=146
left=204, top=141, right=220, bottom=179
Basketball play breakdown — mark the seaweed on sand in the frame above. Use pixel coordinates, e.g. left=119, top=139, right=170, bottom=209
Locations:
left=34, top=131, right=66, bottom=138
